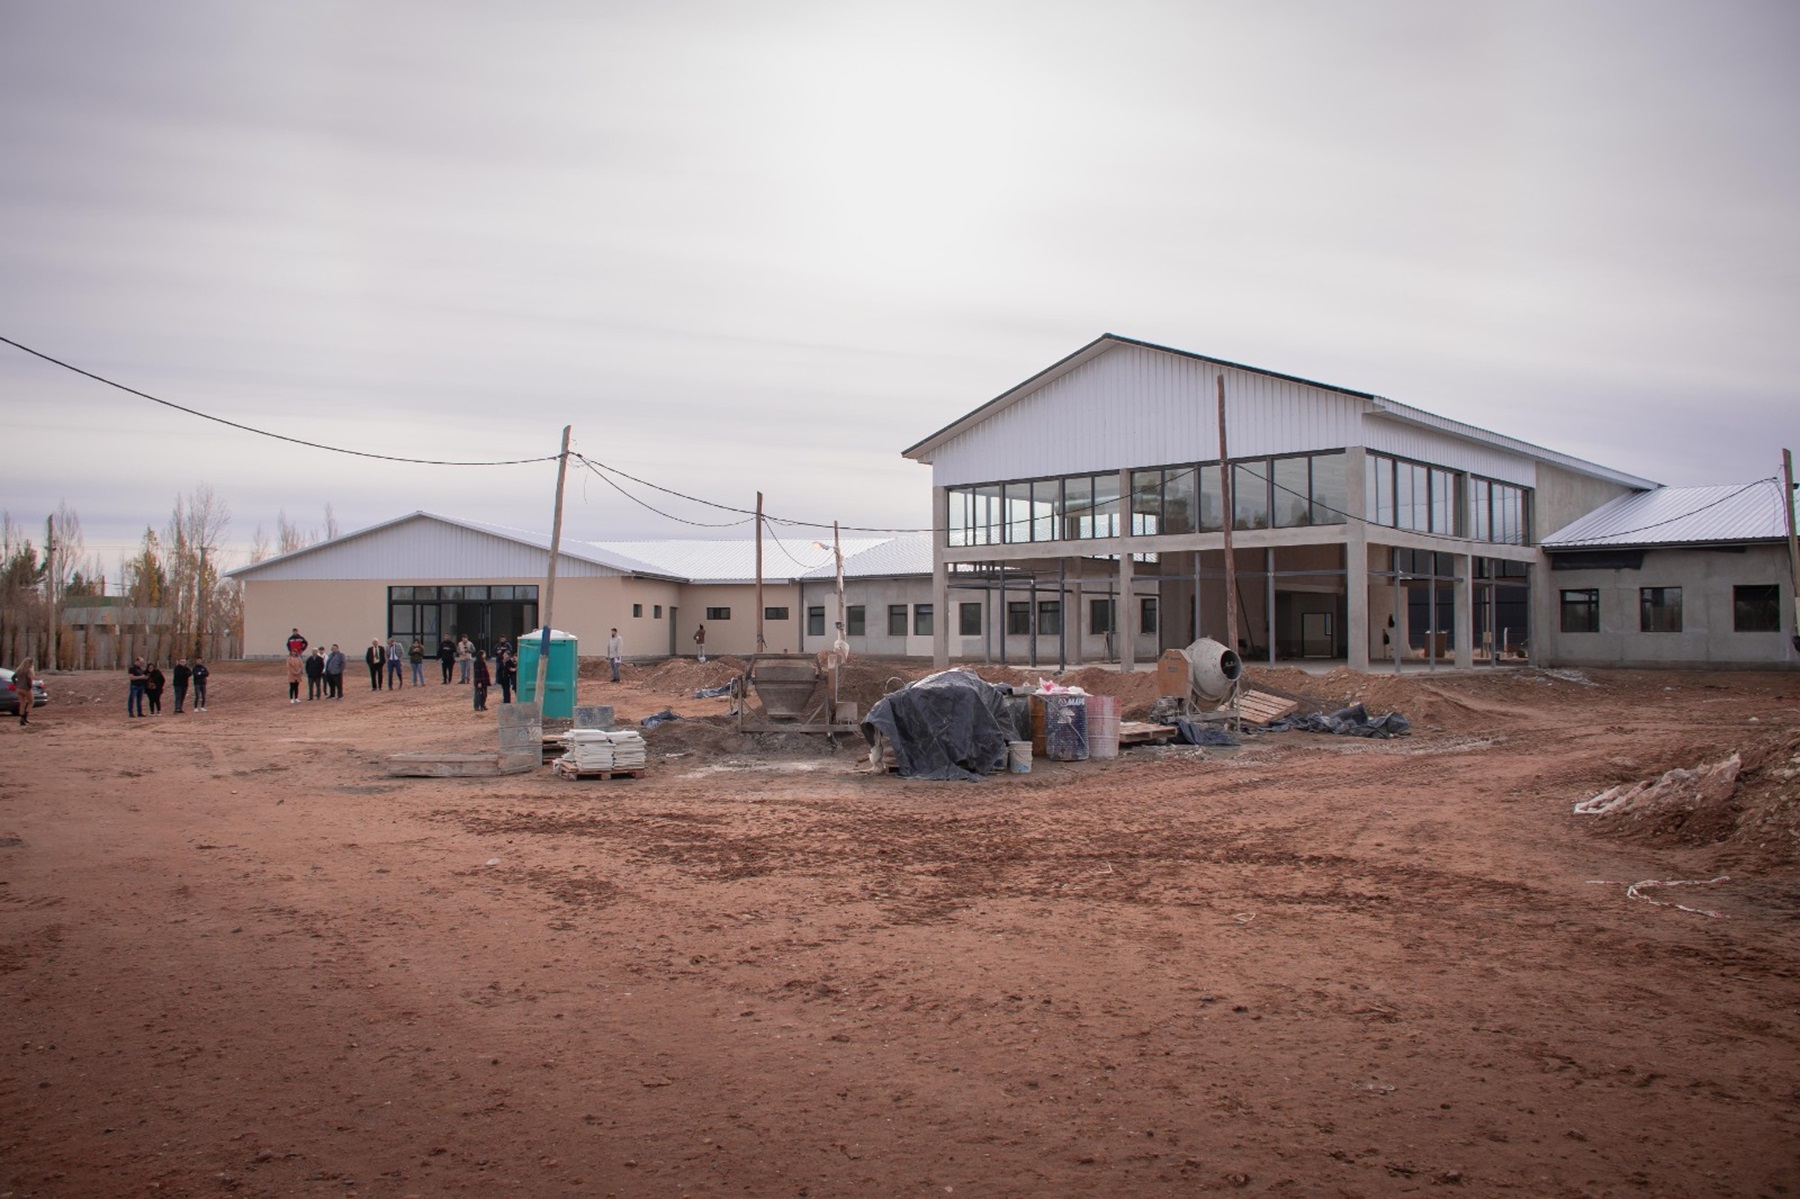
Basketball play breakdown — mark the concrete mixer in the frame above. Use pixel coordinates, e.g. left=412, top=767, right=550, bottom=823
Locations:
left=1155, top=637, right=1244, bottom=716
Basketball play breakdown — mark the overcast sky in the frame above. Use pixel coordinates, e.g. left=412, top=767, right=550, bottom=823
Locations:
left=4, top=0, right=1796, bottom=574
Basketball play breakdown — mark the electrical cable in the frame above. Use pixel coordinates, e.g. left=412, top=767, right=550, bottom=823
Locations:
left=572, top=454, right=752, bottom=529
left=0, top=334, right=560, bottom=467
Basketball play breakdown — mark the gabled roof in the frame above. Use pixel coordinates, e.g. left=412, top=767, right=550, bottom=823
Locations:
left=226, top=511, right=671, bottom=581
left=903, top=333, right=1657, bottom=489
left=1542, top=479, right=1793, bottom=549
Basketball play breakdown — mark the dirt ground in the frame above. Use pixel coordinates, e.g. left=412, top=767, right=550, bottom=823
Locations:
left=3, top=657, right=1798, bottom=1198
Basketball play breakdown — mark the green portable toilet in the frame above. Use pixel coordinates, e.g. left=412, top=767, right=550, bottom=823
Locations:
left=516, top=627, right=579, bottom=719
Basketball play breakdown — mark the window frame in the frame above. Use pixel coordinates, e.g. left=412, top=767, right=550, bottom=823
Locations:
left=1559, top=588, right=1600, bottom=634
left=1733, top=584, right=1780, bottom=633
left=1639, top=587, right=1682, bottom=633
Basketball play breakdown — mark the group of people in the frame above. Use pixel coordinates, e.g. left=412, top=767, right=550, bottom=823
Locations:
left=126, top=655, right=210, bottom=717
left=282, top=628, right=519, bottom=712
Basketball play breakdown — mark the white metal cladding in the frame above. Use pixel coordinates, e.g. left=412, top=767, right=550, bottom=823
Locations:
left=1543, top=480, right=1791, bottom=547
left=233, top=515, right=628, bottom=581
left=924, top=342, right=1367, bottom=487
left=1362, top=415, right=1538, bottom=486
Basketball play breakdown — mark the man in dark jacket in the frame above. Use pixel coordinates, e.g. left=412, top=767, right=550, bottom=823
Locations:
left=305, top=647, right=326, bottom=700
left=438, top=636, right=457, bottom=684
left=191, top=659, right=210, bottom=711
left=324, top=645, right=347, bottom=699
left=364, top=639, right=386, bottom=691
left=286, top=628, right=308, bottom=657
left=172, top=658, right=192, bottom=713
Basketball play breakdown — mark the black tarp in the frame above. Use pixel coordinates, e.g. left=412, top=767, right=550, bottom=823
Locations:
left=1262, top=702, right=1410, bottom=738
left=861, top=669, right=1016, bottom=781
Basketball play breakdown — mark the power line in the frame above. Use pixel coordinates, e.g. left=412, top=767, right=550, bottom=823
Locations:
left=572, top=454, right=752, bottom=529
left=0, top=334, right=560, bottom=467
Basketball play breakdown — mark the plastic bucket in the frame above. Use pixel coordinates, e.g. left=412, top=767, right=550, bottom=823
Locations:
left=1008, top=741, right=1033, bottom=773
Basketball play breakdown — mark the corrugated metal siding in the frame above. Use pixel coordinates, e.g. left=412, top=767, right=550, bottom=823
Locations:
left=242, top=516, right=626, bottom=581
left=597, top=537, right=889, bottom=584
left=928, top=343, right=1366, bottom=486
left=1543, top=480, right=1791, bottom=547
left=1362, top=417, right=1538, bottom=486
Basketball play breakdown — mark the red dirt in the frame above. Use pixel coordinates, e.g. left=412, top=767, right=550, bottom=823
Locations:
left=3, top=661, right=1798, bottom=1197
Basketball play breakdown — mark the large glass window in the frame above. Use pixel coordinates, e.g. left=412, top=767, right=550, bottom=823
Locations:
left=1734, top=584, right=1780, bottom=632
left=1163, top=467, right=1196, bottom=534
left=1092, top=474, right=1121, bottom=538
left=1198, top=464, right=1224, bottom=532
left=1005, top=482, right=1033, bottom=544
left=1031, top=480, right=1059, bottom=542
left=1233, top=462, right=1269, bottom=530
left=1560, top=589, right=1599, bottom=633
left=1131, top=469, right=1163, bottom=536
left=1061, top=476, right=1093, bottom=540
left=1309, top=454, right=1347, bottom=525
left=1640, top=587, right=1682, bottom=633
left=1273, top=457, right=1311, bottom=528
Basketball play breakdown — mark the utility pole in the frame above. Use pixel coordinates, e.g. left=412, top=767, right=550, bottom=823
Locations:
left=831, top=519, right=844, bottom=710
left=533, top=426, right=572, bottom=716
left=1217, top=374, right=1238, bottom=654
left=755, top=491, right=766, bottom=655
left=45, top=513, right=57, bottom=671
left=1783, top=449, right=1799, bottom=655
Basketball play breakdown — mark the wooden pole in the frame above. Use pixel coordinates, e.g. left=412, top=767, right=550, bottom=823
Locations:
left=1217, top=374, right=1238, bottom=653
left=533, top=426, right=572, bottom=715
left=1783, top=449, right=1799, bottom=654
left=755, top=491, right=766, bottom=654
left=832, top=519, right=844, bottom=708
left=45, top=513, right=57, bottom=671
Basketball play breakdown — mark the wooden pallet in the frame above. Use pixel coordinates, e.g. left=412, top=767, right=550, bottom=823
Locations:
left=1237, top=689, right=1299, bottom=724
left=1118, top=721, right=1178, bottom=746
left=551, top=763, right=644, bottom=781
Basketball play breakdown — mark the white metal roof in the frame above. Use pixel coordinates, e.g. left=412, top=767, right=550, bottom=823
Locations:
left=800, top=533, right=934, bottom=580
left=584, top=535, right=890, bottom=585
left=1541, top=479, right=1793, bottom=549
left=904, top=333, right=1658, bottom=490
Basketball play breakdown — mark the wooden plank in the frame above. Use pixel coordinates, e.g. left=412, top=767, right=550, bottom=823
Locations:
left=1237, top=690, right=1299, bottom=723
left=387, top=752, right=536, bottom=778
left=1118, top=721, right=1178, bottom=746
left=551, top=764, right=644, bottom=781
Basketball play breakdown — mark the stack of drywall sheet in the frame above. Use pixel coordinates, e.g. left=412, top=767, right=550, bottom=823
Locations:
left=556, top=729, right=647, bottom=772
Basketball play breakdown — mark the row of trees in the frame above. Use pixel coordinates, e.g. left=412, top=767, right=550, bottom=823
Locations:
left=1, top=490, right=338, bottom=669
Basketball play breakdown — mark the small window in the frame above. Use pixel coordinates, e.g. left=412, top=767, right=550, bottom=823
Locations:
left=390, top=586, right=414, bottom=601
left=632, top=603, right=643, bottom=618
left=519, top=585, right=538, bottom=600
left=1037, top=600, right=1062, bottom=636
left=807, top=606, right=825, bottom=636
left=491, top=585, right=515, bottom=600
left=888, top=605, right=908, bottom=636
left=913, top=604, right=934, bottom=636
left=959, top=602, right=982, bottom=636
left=1560, top=589, right=1599, bottom=634
left=706, top=607, right=731, bottom=621
left=1140, top=595, right=1158, bottom=635
left=1733, top=584, right=1780, bottom=632
left=1007, top=601, right=1031, bottom=635
left=764, top=607, right=789, bottom=622
left=1639, top=587, right=1682, bottom=633
left=653, top=604, right=662, bottom=618
left=846, top=605, right=865, bottom=636
left=1090, top=597, right=1115, bottom=634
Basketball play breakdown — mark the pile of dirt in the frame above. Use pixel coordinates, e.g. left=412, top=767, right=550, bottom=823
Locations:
left=635, top=655, right=746, bottom=693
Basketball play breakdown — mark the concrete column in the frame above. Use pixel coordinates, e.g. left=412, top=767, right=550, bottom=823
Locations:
left=1454, top=552, right=1474, bottom=668
left=1343, top=448, right=1371, bottom=671
left=931, top=486, right=950, bottom=669
left=1119, top=468, right=1135, bottom=670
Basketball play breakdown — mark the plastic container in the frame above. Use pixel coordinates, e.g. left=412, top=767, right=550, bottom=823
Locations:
left=1086, top=694, right=1120, bottom=759
left=1033, top=693, right=1089, bottom=761
left=1008, top=741, right=1032, bottom=773
left=516, top=627, right=579, bottom=719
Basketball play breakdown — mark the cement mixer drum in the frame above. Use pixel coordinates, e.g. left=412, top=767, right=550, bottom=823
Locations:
left=1183, top=638, right=1243, bottom=703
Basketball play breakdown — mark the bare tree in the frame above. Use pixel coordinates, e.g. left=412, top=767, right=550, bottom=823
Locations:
left=324, top=502, right=340, bottom=541
left=43, top=501, right=85, bottom=670
left=249, top=524, right=272, bottom=564
left=123, top=526, right=167, bottom=662
left=276, top=509, right=315, bottom=555
left=163, top=486, right=231, bottom=660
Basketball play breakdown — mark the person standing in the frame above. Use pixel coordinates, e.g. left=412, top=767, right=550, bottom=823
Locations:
left=495, top=639, right=516, bottom=704
left=387, top=637, right=406, bottom=689
left=172, top=657, right=192, bottom=714
left=410, top=639, right=426, bottom=686
left=127, top=657, right=147, bottom=717
left=607, top=627, right=624, bottom=683
left=191, top=658, right=209, bottom=711
left=286, top=628, right=308, bottom=657
left=13, top=657, right=33, bottom=727
left=364, top=639, right=385, bottom=691
left=438, top=635, right=456, bottom=684
left=286, top=650, right=304, bottom=703
left=693, top=623, right=706, bottom=663
left=325, top=644, right=346, bottom=699
left=145, top=660, right=166, bottom=715
left=305, top=647, right=326, bottom=700
left=472, top=652, right=490, bottom=712
left=456, top=635, right=474, bottom=683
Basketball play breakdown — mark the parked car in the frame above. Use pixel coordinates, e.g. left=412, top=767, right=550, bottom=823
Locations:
left=0, top=666, right=50, bottom=715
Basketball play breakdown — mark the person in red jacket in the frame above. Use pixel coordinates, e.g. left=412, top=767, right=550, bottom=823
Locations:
left=286, top=628, right=308, bottom=656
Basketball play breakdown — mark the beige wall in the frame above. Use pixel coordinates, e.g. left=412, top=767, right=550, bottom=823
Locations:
left=676, top=582, right=803, bottom=656
left=1535, top=464, right=1641, bottom=542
